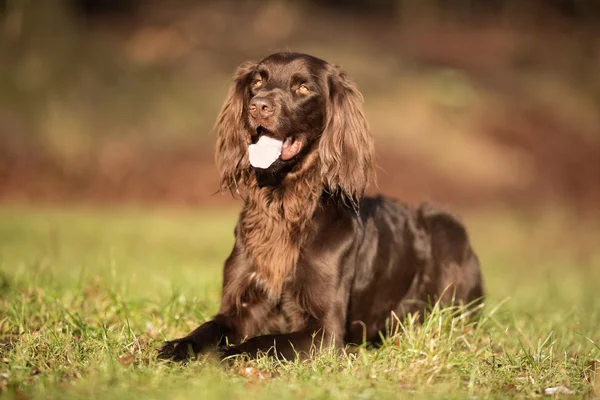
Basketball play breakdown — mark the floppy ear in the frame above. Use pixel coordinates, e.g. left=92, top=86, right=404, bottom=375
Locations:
left=319, top=65, right=375, bottom=205
left=215, top=61, right=257, bottom=195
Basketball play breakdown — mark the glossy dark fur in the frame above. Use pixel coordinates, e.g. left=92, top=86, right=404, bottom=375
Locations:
left=158, top=53, right=484, bottom=362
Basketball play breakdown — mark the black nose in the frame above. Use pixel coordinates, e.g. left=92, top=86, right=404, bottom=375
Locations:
left=249, top=97, right=275, bottom=120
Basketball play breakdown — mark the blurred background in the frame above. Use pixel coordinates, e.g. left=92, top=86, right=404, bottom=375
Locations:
left=1, top=4, right=599, bottom=397
left=0, top=0, right=599, bottom=213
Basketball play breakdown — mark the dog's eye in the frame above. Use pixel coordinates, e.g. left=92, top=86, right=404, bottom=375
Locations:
left=253, top=79, right=263, bottom=88
left=297, top=84, right=310, bottom=94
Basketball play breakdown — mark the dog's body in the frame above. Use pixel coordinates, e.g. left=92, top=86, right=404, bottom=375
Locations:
left=159, top=52, right=484, bottom=361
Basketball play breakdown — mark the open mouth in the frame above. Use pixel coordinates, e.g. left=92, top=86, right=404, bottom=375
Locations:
left=281, top=136, right=302, bottom=161
left=248, top=127, right=304, bottom=169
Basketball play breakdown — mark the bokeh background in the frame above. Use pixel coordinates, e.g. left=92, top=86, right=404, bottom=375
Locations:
left=1, top=2, right=599, bottom=397
left=1, top=0, right=599, bottom=213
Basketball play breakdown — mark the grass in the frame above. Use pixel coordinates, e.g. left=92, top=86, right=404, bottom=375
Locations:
left=0, top=205, right=598, bottom=399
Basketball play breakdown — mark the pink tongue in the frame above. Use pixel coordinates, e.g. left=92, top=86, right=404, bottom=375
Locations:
left=248, top=136, right=283, bottom=169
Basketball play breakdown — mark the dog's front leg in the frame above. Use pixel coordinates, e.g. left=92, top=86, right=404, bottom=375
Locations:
left=221, top=326, right=340, bottom=360
left=158, top=314, right=234, bottom=362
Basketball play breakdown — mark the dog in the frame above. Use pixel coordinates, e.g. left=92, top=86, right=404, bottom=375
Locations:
left=158, top=52, right=484, bottom=362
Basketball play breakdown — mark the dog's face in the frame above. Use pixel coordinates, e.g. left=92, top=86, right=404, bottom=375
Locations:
left=216, top=52, right=374, bottom=202
left=245, top=53, right=327, bottom=173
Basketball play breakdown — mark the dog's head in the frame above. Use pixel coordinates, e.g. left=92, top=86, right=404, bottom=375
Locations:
left=215, top=52, right=374, bottom=203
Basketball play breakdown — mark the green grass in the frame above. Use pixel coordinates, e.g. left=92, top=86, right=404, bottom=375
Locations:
left=0, top=205, right=598, bottom=399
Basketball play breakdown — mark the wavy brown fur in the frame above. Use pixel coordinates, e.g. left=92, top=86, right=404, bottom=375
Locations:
left=214, top=56, right=374, bottom=300
left=232, top=159, right=322, bottom=301
left=158, top=52, right=484, bottom=362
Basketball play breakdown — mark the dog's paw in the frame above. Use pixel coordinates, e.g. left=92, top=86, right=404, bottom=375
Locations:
left=157, top=339, right=196, bottom=362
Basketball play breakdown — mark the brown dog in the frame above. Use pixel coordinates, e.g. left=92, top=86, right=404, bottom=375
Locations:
left=158, top=52, right=484, bottom=361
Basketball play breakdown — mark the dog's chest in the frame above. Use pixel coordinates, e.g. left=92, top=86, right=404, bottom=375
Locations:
left=239, top=275, right=309, bottom=337
left=239, top=209, right=304, bottom=298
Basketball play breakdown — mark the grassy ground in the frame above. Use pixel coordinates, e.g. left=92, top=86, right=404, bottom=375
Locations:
left=0, top=205, right=598, bottom=399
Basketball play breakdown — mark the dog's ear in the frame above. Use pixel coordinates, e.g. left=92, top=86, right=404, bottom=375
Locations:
left=215, top=61, right=257, bottom=195
left=319, top=65, right=375, bottom=206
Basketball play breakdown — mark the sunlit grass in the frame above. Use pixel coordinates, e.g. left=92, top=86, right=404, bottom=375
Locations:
left=0, top=205, right=598, bottom=399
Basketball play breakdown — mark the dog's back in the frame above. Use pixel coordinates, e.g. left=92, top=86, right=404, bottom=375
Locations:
left=344, top=196, right=484, bottom=344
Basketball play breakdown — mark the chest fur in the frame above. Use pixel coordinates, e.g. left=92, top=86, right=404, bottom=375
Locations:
left=238, top=186, right=319, bottom=298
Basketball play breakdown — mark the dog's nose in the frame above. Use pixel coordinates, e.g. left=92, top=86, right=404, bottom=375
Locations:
left=249, top=97, right=275, bottom=120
